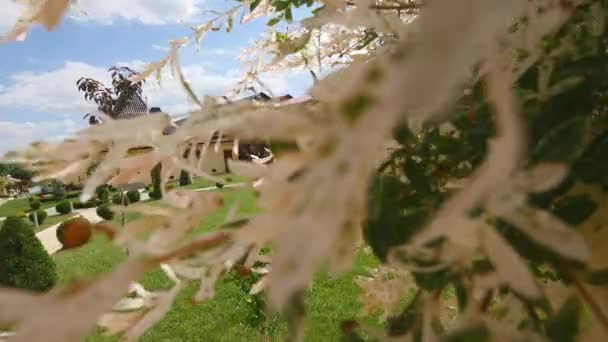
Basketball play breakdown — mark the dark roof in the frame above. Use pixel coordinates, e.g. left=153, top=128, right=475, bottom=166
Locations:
left=114, top=93, right=149, bottom=120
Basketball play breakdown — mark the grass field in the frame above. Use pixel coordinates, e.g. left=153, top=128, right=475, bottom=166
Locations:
left=0, top=197, right=62, bottom=217
left=51, top=188, right=381, bottom=341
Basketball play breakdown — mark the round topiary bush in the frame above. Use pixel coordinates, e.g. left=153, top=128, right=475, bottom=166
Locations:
left=0, top=217, right=57, bottom=291
left=216, top=182, right=224, bottom=189
left=56, top=217, right=92, bottom=250
left=28, top=196, right=40, bottom=210
left=28, top=210, right=47, bottom=225
left=127, top=190, right=140, bottom=203
left=96, top=204, right=114, bottom=221
left=15, top=211, right=27, bottom=218
left=55, top=200, right=72, bottom=215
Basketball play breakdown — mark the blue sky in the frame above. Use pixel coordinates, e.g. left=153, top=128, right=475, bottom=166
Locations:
left=0, top=0, right=314, bottom=154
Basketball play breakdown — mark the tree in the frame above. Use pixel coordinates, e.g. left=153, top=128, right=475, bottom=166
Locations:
left=179, top=170, right=191, bottom=186
left=76, top=66, right=145, bottom=124
left=0, top=217, right=57, bottom=291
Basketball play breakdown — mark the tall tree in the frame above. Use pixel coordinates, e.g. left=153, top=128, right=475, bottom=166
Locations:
left=76, top=66, right=145, bottom=124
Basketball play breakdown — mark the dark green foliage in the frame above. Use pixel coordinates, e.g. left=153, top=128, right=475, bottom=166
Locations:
left=179, top=170, right=191, bottom=186
left=0, top=163, right=34, bottom=182
left=551, top=194, right=597, bottom=226
left=216, top=182, right=224, bottom=189
left=51, top=180, right=66, bottom=200
left=28, top=210, right=47, bottom=225
left=0, top=217, right=57, bottom=291
left=149, top=163, right=163, bottom=200
left=112, top=193, right=124, bottom=205
left=55, top=200, right=72, bottom=215
left=96, top=204, right=114, bottom=221
left=28, top=196, right=40, bottom=210
left=96, top=185, right=110, bottom=203
left=74, top=198, right=98, bottom=209
left=364, top=174, right=430, bottom=261
left=545, top=296, right=581, bottom=342
left=127, top=190, right=140, bottom=203
left=529, top=117, right=591, bottom=165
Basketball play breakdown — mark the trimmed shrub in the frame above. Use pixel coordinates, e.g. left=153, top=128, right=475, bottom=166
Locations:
left=149, top=163, right=163, bottom=200
left=28, top=196, right=40, bottom=210
left=56, top=217, right=92, bottom=250
left=55, top=200, right=72, bottom=215
left=127, top=190, right=140, bottom=203
left=0, top=217, right=57, bottom=291
left=74, top=198, right=98, bottom=209
left=15, top=211, right=27, bottom=218
left=28, top=210, right=47, bottom=225
left=96, top=185, right=110, bottom=204
left=96, top=204, right=114, bottom=221
left=66, top=191, right=80, bottom=199
left=179, top=170, right=191, bottom=186
left=112, top=194, right=124, bottom=205
left=216, top=182, right=224, bottom=189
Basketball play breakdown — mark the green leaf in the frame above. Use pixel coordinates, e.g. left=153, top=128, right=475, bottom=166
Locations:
left=551, top=194, right=597, bottom=226
left=267, top=17, right=282, bottom=26
left=364, top=175, right=430, bottom=261
left=249, top=0, right=262, bottom=11
left=545, top=296, right=581, bottom=342
left=393, top=124, right=416, bottom=146
left=443, top=325, right=490, bottom=342
left=404, top=158, right=430, bottom=195
left=530, top=117, right=591, bottom=164
left=273, top=0, right=290, bottom=11
left=285, top=7, right=293, bottom=22
left=226, top=15, right=234, bottom=32
left=453, top=277, right=468, bottom=313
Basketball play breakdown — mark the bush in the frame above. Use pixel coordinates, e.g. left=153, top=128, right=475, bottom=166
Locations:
left=55, top=200, right=72, bottom=215
left=66, top=191, right=80, bottom=199
left=56, top=217, right=92, bottom=250
left=96, top=185, right=110, bottom=204
left=0, top=217, right=57, bottom=291
left=15, top=211, right=27, bottom=218
left=74, top=198, right=98, bottom=209
left=112, top=194, right=124, bottom=205
left=96, top=204, right=114, bottom=221
left=28, top=196, right=40, bottom=210
left=28, top=210, right=47, bottom=225
left=179, top=170, right=191, bottom=186
left=149, top=163, right=163, bottom=200
left=216, top=182, right=224, bottom=189
left=127, top=190, right=140, bottom=203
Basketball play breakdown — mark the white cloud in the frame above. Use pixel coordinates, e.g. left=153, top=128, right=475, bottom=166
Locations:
left=0, top=0, right=203, bottom=33
left=0, top=119, right=82, bottom=155
left=0, top=61, right=108, bottom=114
left=0, top=60, right=309, bottom=117
left=0, top=0, right=24, bottom=34
left=71, top=0, right=203, bottom=25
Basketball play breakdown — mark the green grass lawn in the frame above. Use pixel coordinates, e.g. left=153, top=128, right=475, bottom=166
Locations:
left=53, top=188, right=380, bottom=341
left=0, top=197, right=62, bottom=217
left=31, top=214, right=75, bottom=233
left=180, top=174, right=249, bottom=191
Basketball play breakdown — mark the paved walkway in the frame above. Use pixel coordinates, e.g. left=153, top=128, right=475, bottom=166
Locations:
left=6, top=184, right=246, bottom=254
left=36, top=208, right=103, bottom=255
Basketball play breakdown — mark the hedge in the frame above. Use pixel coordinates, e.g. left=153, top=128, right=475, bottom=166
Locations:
left=0, top=217, right=57, bottom=291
